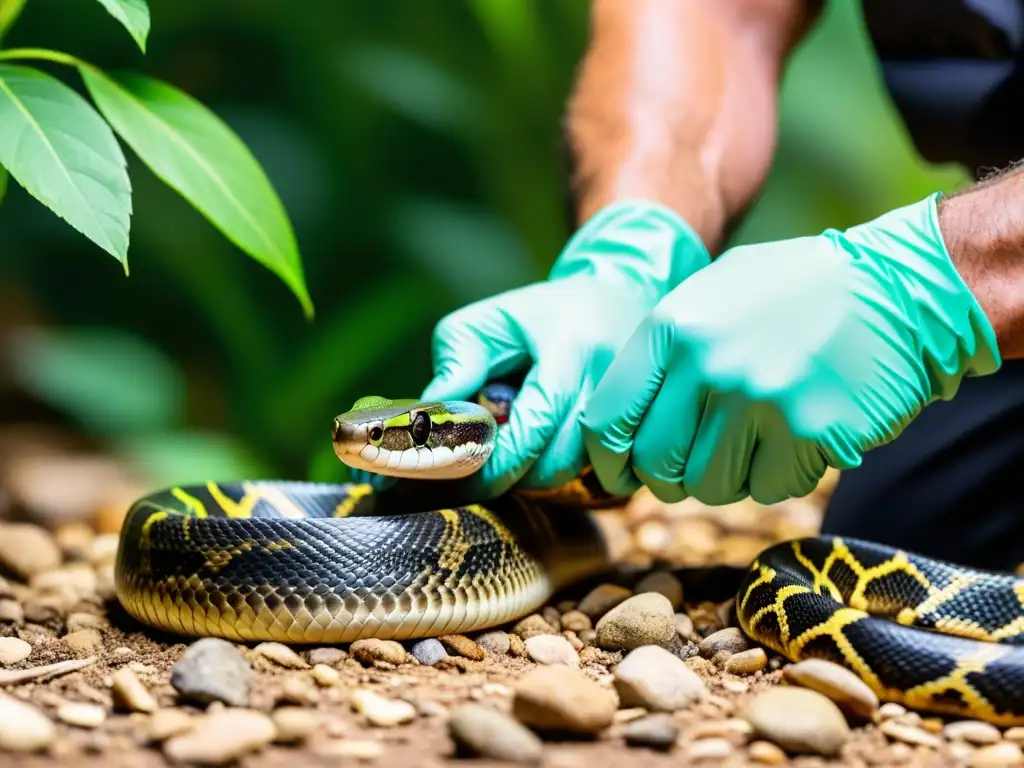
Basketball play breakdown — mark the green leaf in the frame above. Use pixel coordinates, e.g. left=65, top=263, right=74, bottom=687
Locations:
left=0, top=165, right=8, bottom=208
left=0, top=65, right=132, bottom=268
left=0, top=0, right=26, bottom=43
left=93, top=0, right=150, bottom=53
left=115, top=430, right=275, bottom=488
left=78, top=66, right=313, bottom=317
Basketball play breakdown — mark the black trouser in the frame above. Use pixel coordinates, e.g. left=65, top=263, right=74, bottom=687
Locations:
left=821, top=359, right=1024, bottom=573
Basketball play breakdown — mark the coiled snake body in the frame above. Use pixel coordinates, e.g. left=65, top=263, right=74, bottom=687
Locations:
left=115, top=384, right=1024, bottom=725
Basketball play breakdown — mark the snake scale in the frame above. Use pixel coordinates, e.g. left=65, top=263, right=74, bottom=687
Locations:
left=115, top=383, right=1024, bottom=725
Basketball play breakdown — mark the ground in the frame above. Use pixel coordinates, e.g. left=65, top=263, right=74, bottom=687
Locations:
left=0, top=424, right=1019, bottom=767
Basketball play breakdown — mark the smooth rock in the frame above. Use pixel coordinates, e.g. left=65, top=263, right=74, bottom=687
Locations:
left=508, top=634, right=527, bottom=657
left=724, top=648, right=767, bottom=675
left=0, top=694, right=55, bottom=752
left=971, top=742, right=1024, bottom=768
left=0, top=636, right=31, bottom=665
left=0, top=599, right=23, bottom=624
left=511, top=665, right=618, bottom=735
left=63, top=628, right=102, bottom=652
left=674, top=613, right=698, bottom=642
left=876, top=702, right=907, bottom=720
left=146, top=709, right=194, bottom=742
left=410, top=639, right=448, bottom=666
left=560, top=610, right=592, bottom=633
left=312, top=664, right=341, bottom=687
left=698, top=628, right=749, bottom=659
left=111, top=668, right=158, bottom=713
left=634, top=572, right=684, bottom=610
left=613, top=645, right=708, bottom=711
left=272, top=707, right=322, bottom=744
left=511, top=615, right=555, bottom=640
left=595, top=593, right=676, bottom=651
left=449, top=704, right=543, bottom=763
left=171, top=637, right=252, bottom=707
left=351, top=689, right=417, bottom=727
left=254, top=642, right=308, bottom=669
left=163, top=708, right=276, bottom=765
left=943, top=720, right=1002, bottom=745
left=623, top=713, right=678, bottom=750
left=307, top=647, right=346, bottom=666
left=686, top=737, right=734, bottom=760
left=748, top=740, right=787, bottom=765
left=66, top=612, right=106, bottom=633
left=1006, top=727, right=1024, bottom=744
left=577, top=584, right=632, bottom=620
left=879, top=720, right=942, bottom=748
left=782, top=658, right=879, bottom=720
left=350, top=638, right=409, bottom=666
left=542, top=606, right=562, bottom=631
left=0, top=523, right=61, bottom=579
left=439, top=634, right=485, bottom=660
left=56, top=702, right=106, bottom=728
left=742, top=687, right=851, bottom=757
left=475, top=631, right=511, bottom=656
left=525, top=635, right=579, bottom=667
left=312, top=738, right=384, bottom=759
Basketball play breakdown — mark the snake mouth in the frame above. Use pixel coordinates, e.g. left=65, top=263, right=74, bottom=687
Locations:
left=332, top=439, right=491, bottom=480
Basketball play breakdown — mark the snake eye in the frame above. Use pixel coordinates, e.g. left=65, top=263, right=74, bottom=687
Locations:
left=369, top=426, right=383, bottom=443
left=411, top=411, right=431, bottom=446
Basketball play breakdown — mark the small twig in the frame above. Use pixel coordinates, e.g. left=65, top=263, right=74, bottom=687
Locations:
left=0, top=656, right=97, bottom=685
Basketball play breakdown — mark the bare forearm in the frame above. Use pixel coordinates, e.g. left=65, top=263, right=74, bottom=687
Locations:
left=938, top=166, right=1024, bottom=359
left=564, top=0, right=819, bottom=253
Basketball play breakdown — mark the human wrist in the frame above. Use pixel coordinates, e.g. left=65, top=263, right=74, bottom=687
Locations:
left=548, top=199, right=712, bottom=303
left=840, top=194, right=1001, bottom=396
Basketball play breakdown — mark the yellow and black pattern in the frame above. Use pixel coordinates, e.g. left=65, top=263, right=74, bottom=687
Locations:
left=114, top=479, right=610, bottom=644
left=738, top=536, right=1024, bottom=725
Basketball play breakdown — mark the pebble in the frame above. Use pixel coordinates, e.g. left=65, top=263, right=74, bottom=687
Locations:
left=410, top=639, right=448, bottom=666
left=418, top=700, right=448, bottom=718
left=724, top=648, right=767, bottom=675
left=87, top=533, right=119, bottom=566
left=312, top=663, right=341, bottom=687
left=879, top=720, right=942, bottom=748
left=271, top=707, right=321, bottom=744
left=511, top=665, right=618, bottom=735
left=307, top=647, right=346, bottom=666
left=145, top=710, right=194, bottom=742
left=449, top=704, right=543, bottom=763
left=0, top=523, right=61, bottom=579
left=163, top=708, right=277, bottom=765
left=623, top=713, right=678, bottom=750
left=943, top=720, right=1002, bottom=745
left=674, top=613, right=698, bottom=642
left=690, top=718, right=754, bottom=739
left=686, top=737, right=734, bottom=760
left=350, top=638, right=409, bottom=666
left=278, top=676, right=318, bottom=707
left=876, top=702, right=907, bottom=720
left=0, top=636, right=31, bottom=665
left=634, top=572, right=684, bottom=609
left=66, top=612, right=106, bottom=633
left=508, top=634, right=527, bottom=657
left=1007, top=727, right=1024, bottom=744
left=512, top=615, right=556, bottom=640
left=0, top=693, right=55, bottom=752
left=63, top=628, right=102, bottom=652
left=171, top=637, right=252, bottom=707
left=971, top=742, right=1024, bottom=767
left=254, top=642, right=309, bottom=669
left=560, top=611, right=592, bottom=633
left=613, top=644, right=708, bottom=711
left=0, top=599, right=23, bottom=623
left=577, top=583, right=632, bottom=620
left=595, top=593, right=676, bottom=651
left=111, top=668, right=158, bottom=713
left=475, top=631, right=511, bottom=656
left=783, top=659, right=879, bottom=720
left=56, top=702, right=106, bottom=728
left=748, top=740, right=788, bottom=764
left=542, top=606, right=562, bottom=631
left=742, top=687, right=851, bottom=757
left=351, top=689, right=417, bottom=727
left=0, top=576, right=11, bottom=598
left=698, top=628, right=749, bottom=659
left=525, top=635, right=580, bottom=667
left=313, top=738, right=384, bottom=759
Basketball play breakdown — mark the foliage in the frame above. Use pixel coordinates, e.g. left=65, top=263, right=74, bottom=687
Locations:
left=0, top=0, right=970, bottom=489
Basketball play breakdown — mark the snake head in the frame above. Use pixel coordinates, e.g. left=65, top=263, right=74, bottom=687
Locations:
left=332, top=397, right=497, bottom=480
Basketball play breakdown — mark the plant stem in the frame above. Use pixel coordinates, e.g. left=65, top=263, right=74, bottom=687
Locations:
left=0, top=47, right=88, bottom=68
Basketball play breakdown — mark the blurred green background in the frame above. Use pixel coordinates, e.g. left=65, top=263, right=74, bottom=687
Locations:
left=0, top=0, right=969, bottom=490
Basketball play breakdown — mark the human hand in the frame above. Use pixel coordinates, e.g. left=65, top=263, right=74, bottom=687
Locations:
left=580, top=194, right=1002, bottom=505
left=410, top=200, right=711, bottom=498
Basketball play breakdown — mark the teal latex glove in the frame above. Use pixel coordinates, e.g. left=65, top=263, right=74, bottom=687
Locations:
left=580, top=194, right=1002, bottom=505
left=408, top=200, right=711, bottom=498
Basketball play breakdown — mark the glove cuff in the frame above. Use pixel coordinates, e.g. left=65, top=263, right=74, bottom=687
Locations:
left=841, top=193, right=1002, bottom=398
left=548, top=199, right=712, bottom=304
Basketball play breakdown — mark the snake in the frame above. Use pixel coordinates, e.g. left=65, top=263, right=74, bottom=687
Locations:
left=114, top=382, right=1024, bottom=726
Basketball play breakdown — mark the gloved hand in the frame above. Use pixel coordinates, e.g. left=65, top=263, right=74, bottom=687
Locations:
left=580, top=194, right=1002, bottom=505
left=402, top=200, right=711, bottom=498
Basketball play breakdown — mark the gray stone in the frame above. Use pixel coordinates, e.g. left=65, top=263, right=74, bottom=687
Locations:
left=171, top=637, right=252, bottom=707
left=411, top=638, right=448, bottom=666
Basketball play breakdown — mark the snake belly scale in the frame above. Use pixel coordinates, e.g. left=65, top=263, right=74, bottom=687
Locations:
left=116, top=383, right=1024, bottom=725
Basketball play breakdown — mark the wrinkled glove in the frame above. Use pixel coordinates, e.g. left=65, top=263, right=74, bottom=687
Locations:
left=580, top=193, right=1002, bottom=505
left=397, top=200, right=711, bottom=498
